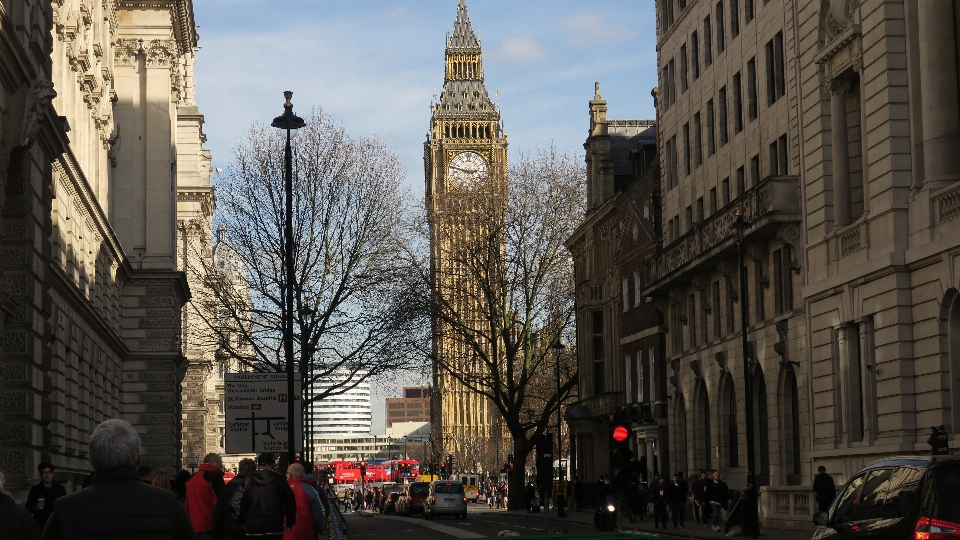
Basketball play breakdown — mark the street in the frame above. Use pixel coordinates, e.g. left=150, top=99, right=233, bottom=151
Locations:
left=344, top=507, right=596, bottom=539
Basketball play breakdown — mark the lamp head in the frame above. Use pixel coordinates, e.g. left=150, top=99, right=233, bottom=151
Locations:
left=272, top=90, right=306, bottom=131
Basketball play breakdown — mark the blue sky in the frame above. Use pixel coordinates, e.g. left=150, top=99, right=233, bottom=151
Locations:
left=192, top=0, right=658, bottom=432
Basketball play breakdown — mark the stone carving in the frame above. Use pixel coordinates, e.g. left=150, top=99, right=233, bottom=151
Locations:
left=0, top=423, right=27, bottom=442
left=690, top=359, right=702, bottom=381
left=776, top=224, right=803, bottom=274
left=774, top=320, right=789, bottom=357
left=1, top=391, right=28, bottom=414
left=3, top=332, right=28, bottom=354
left=1, top=365, right=27, bottom=382
left=718, top=259, right=739, bottom=299
left=140, top=414, right=175, bottom=424
left=145, top=40, right=176, bottom=67
left=715, top=351, right=727, bottom=374
left=139, top=296, right=175, bottom=307
left=1, top=451, right=27, bottom=476
left=19, top=81, right=57, bottom=148
left=826, top=0, right=859, bottom=38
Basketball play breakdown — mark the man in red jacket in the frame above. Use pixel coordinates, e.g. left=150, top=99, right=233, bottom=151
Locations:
left=184, top=453, right=225, bottom=540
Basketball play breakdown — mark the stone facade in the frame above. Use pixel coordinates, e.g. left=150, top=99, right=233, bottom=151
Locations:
left=565, top=85, right=662, bottom=484
left=0, top=0, right=207, bottom=496
left=646, top=0, right=960, bottom=528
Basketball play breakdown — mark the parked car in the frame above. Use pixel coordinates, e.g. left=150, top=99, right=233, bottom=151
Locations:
left=812, top=455, right=960, bottom=540
left=397, top=482, right=430, bottom=516
left=424, top=480, right=467, bottom=520
left=380, top=492, right=400, bottom=514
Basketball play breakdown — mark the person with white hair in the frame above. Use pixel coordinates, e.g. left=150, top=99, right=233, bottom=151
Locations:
left=0, top=469, right=42, bottom=540
left=41, top=418, right=197, bottom=540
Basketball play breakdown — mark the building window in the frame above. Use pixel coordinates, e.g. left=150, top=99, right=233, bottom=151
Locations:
left=696, top=197, right=704, bottom=224
left=716, top=1, right=725, bottom=54
left=622, top=276, right=630, bottom=312
left=671, top=304, right=681, bottom=352
left=648, top=347, right=657, bottom=401
left=700, top=291, right=708, bottom=345
left=750, top=154, right=760, bottom=187
left=704, top=15, right=713, bottom=66
left=773, top=248, right=793, bottom=315
left=706, top=99, right=716, bottom=156
left=712, top=281, right=722, bottom=340
left=681, top=43, right=689, bottom=93
left=723, top=377, right=739, bottom=467
left=718, top=86, right=728, bottom=146
left=692, top=30, right=700, bottom=80
left=747, top=57, right=758, bottom=121
left=721, top=178, right=730, bottom=206
left=726, top=279, right=736, bottom=334
left=219, top=427, right=225, bottom=449
left=218, top=394, right=224, bottom=414
left=742, top=264, right=751, bottom=327
left=765, top=31, right=786, bottom=105
left=634, top=270, right=643, bottom=307
left=637, top=352, right=645, bottom=402
left=733, top=72, right=743, bottom=133
left=592, top=311, right=605, bottom=395
left=668, top=58, right=677, bottom=107
left=736, top=166, right=745, bottom=196
left=683, top=123, right=692, bottom=175
left=746, top=0, right=754, bottom=22
left=696, top=383, right=712, bottom=469
left=709, top=188, right=718, bottom=215
left=754, top=260, right=765, bottom=322
left=694, top=112, right=703, bottom=167
left=688, top=294, right=697, bottom=348
left=685, top=206, right=693, bottom=233
left=668, top=135, right=679, bottom=189
left=730, top=0, right=740, bottom=37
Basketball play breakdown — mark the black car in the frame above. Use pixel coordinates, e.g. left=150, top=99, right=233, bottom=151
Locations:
left=812, top=455, right=960, bottom=540
left=381, top=492, right=400, bottom=514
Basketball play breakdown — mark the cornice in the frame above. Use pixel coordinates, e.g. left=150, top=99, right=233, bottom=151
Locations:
left=117, top=0, right=197, bottom=55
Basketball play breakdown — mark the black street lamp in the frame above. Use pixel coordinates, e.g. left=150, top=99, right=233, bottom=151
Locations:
left=272, top=91, right=306, bottom=468
left=730, top=207, right=760, bottom=538
left=550, top=338, right=566, bottom=517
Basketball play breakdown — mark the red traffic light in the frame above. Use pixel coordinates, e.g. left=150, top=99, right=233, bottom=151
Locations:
left=612, top=425, right=629, bottom=442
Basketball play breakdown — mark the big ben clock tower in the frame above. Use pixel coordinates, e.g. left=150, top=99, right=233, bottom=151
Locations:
left=425, top=0, right=508, bottom=458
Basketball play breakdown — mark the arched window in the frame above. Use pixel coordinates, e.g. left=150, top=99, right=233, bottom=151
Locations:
left=675, top=394, right=688, bottom=476
left=752, top=367, right=770, bottom=486
left=781, top=367, right=801, bottom=485
left=949, top=291, right=960, bottom=432
left=695, top=382, right=712, bottom=470
left=721, top=375, right=739, bottom=467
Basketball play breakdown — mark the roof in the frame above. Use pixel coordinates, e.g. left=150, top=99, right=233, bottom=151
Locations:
left=447, top=0, right=481, bottom=51
left=608, top=120, right=656, bottom=177
left=435, top=0, right=498, bottom=120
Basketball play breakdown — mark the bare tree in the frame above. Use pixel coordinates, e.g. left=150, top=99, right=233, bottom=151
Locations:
left=409, top=146, right=585, bottom=508
left=190, top=109, right=423, bottom=453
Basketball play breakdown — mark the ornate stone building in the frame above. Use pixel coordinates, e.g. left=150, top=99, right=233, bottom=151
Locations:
left=425, top=0, right=509, bottom=458
left=565, top=86, right=662, bottom=484
left=0, top=0, right=208, bottom=496
left=647, top=0, right=960, bottom=529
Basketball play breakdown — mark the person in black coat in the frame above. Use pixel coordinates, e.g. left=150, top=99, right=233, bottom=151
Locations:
left=705, top=470, right=731, bottom=532
left=213, top=459, right=255, bottom=540
left=42, top=419, right=197, bottom=540
left=25, top=462, right=67, bottom=531
left=812, top=466, right=837, bottom=513
left=650, top=477, right=670, bottom=529
left=669, top=473, right=688, bottom=528
left=229, top=453, right=296, bottom=538
left=1, top=471, right=42, bottom=540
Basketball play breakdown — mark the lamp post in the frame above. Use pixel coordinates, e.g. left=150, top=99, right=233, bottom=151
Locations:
left=730, top=207, right=759, bottom=538
left=550, top=338, right=566, bottom=517
left=271, top=91, right=305, bottom=468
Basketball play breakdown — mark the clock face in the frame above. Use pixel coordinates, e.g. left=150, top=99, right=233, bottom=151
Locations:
left=447, top=152, right=488, bottom=189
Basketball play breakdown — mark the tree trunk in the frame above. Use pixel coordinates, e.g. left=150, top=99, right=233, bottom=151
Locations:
left=507, top=439, right=533, bottom=511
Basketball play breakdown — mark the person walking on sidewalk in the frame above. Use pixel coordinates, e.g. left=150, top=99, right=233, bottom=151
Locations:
left=689, top=469, right=703, bottom=525
left=284, top=464, right=325, bottom=540
left=695, top=470, right=711, bottom=527
left=813, top=466, right=837, bottom=513
left=26, top=462, right=67, bottom=532
left=213, top=458, right=255, bottom=540
left=651, top=477, right=669, bottom=530
left=184, top=453, right=225, bottom=540
left=669, top=473, right=687, bottom=528
left=229, top=453, right=297, bottom=540
left=706, top=470, right=731, bottom=532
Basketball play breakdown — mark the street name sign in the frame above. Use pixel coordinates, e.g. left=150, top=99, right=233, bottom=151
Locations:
left=225, top=373, right=302, bottom=454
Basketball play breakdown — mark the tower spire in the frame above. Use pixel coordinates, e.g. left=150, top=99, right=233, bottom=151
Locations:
left=448, top=0, right=480, bottom=50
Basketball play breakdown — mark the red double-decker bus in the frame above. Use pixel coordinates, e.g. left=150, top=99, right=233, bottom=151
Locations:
left=389, top=459, right=420, bottom=483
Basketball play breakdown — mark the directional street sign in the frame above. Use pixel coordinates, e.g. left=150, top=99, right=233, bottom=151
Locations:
left=224, top=373, right=302, bottom=454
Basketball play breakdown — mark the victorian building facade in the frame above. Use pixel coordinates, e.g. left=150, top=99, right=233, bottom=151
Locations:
left=0, top=0, right=208, bottom=496
left=647, top=0, right=960, bottom=529
left=566, top=85, right=662, bottom=484
left=425, top=0, right=509, bottom=458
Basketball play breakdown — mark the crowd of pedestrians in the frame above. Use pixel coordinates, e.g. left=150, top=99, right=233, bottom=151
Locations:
left=0, top=418, right=344, bottom=540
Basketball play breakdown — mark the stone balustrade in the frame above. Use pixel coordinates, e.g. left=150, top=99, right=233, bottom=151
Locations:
left=759, top=485, right=817, bottom=532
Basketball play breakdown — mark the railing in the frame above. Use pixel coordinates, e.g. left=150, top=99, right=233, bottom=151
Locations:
left=759, top=486, right=817, bottom=532
left=644, top=175, right=801, bottom=291
left=935, top=182, right=960, bottom=224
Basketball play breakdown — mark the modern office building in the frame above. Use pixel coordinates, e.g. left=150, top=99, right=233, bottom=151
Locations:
left=308, top=370, right=372, bottom=437
left=386, top=386, right=431, bottom=428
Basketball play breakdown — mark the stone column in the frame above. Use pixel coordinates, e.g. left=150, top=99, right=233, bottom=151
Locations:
left=831, top=80, right=852, bottom=227
left=645, top=438, right=656, bottom=477
left=918, top=0, right=960, bottom=186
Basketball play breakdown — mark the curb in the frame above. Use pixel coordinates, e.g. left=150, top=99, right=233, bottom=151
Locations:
left=368, top=512, right=484, bottom=539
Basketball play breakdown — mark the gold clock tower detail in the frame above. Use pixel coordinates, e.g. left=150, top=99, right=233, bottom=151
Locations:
left=425, top=0, right=508, bottom=458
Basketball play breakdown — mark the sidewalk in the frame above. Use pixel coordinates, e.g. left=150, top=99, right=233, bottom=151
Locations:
left=507, top=508, right=813, bottom=540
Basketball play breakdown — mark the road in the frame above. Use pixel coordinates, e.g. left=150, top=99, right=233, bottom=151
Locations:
left=343, top=506, right=598, bottom=539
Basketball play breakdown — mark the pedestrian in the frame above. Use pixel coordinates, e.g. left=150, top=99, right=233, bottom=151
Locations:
left=139, top=465, right=153, bottom=484
left=284, top=464, right=325, bottom=540
left=364, top=488, right=373, bottom=511
left=813, top=466, right=837, bottom=513
left=229, top=452, right=296, bottom=539
left=524, top=482, right=536, bottom=513
left=175, top=470, right=192, bottom=503
left=706, top=470, right=731, bottom=532
left=213, top=458, right=255, bottom=540
left=669, top=473, right=687, bottom=528
left=1, top=470, right=43, bottom=540
left=153, top=470, right=174, bottom=492
left=41, top=418, right=197, bottom=540
left=184, top=453, right=225, bottom=540
left=695, top=470, right=711, bottom=527
left=25, top=462, right=67, bottom=531
left=689, top=469, right=702, bottom=525
left=651, top=477, right=669, bottom=529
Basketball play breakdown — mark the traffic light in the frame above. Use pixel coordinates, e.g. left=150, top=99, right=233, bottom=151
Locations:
left=609, top=415, right=635, bottom=488
left=432, top=461, right=439, bottom=475
left=507, top=453, right=515, bottom=478
left=929, top=426, right=950, bottom=455
left=446, top=454, right=454, bottom=474
left=440, top=462, right=447, bottom=477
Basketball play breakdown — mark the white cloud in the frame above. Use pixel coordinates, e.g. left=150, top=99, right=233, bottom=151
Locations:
left=489, top=37, right=548, bottom=64
left=382, top=7, right=407, bottom=19
left=561, top=13, right=637, bottom=45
